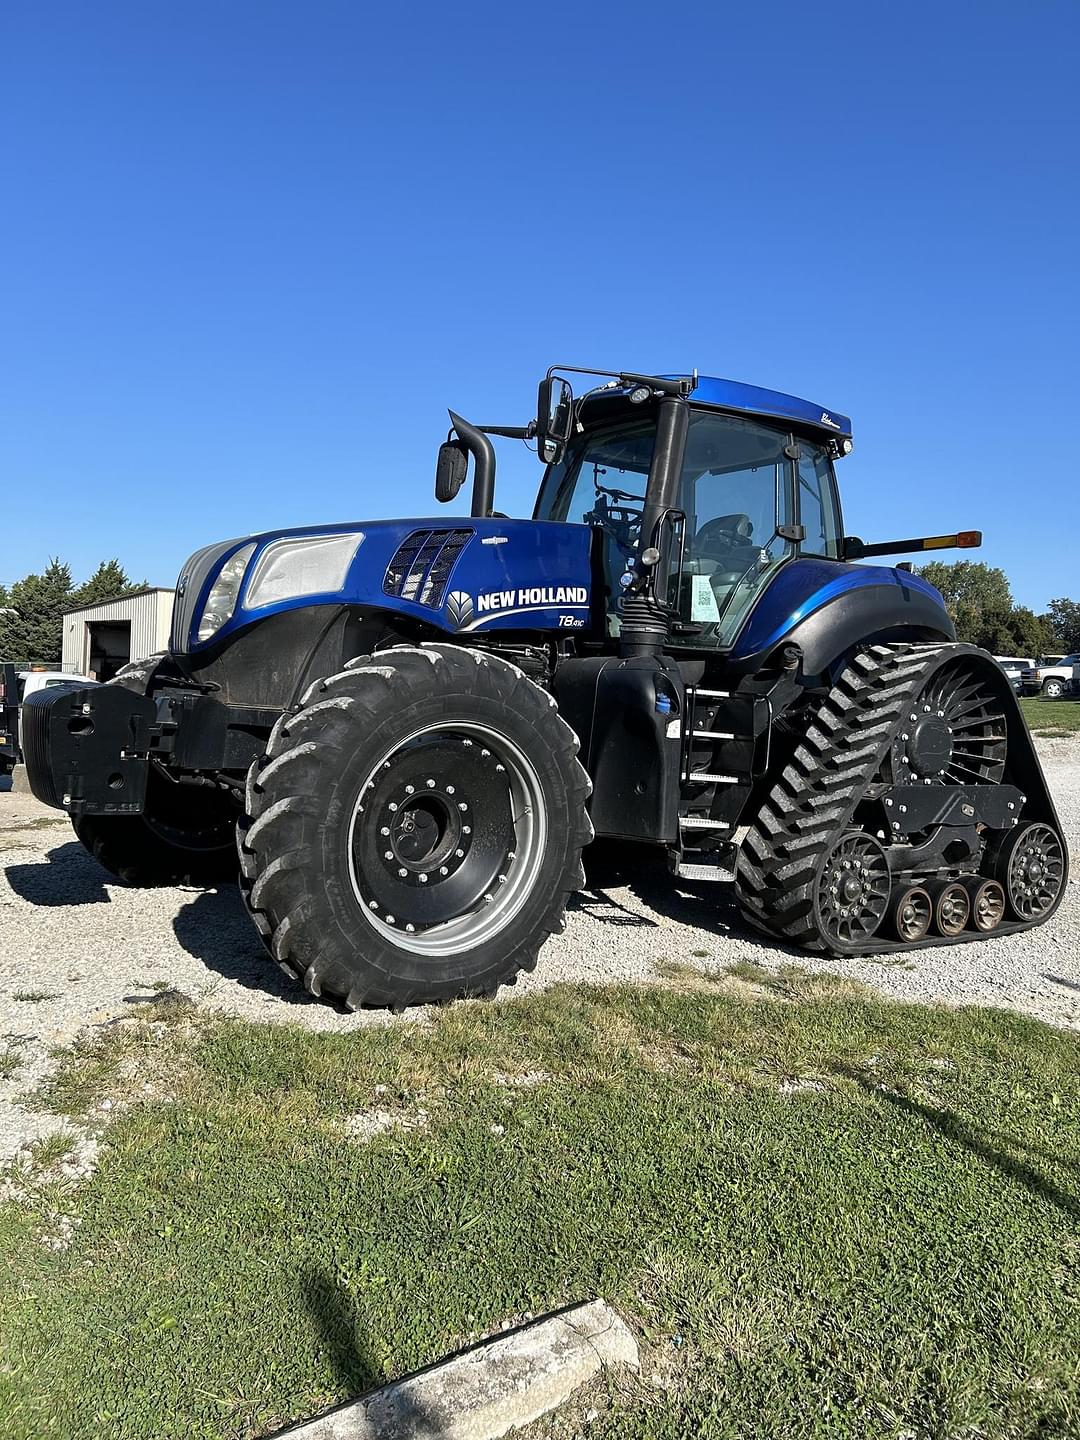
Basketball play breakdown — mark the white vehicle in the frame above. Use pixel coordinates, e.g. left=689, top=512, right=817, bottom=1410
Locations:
left=993, top=656, right=1032, bottom=691
left=1020, top=654, right=1079, bottom=698
left=19, top=668, right=97, bottom=699
left=0, top=668, right=97, bottom=773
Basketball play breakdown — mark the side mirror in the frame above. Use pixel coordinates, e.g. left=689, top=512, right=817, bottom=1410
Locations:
left=435, top=441, right=468, bottom=503
left=535, top=376, right=574, bottom=464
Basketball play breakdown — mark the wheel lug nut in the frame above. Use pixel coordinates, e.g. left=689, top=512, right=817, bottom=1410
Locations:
left=388, top=802, right=398, bottom=812
left=483, top=893, right=494, bottom=904
left=446, top=785, right=455, bottom=795
left=380, top=826, right=390, bottom=837
left=497, top=874, right=507, bottom=884
left=426, top=779, right=436, bottom=788
left=368, top=900, right=378, bottom=910
left=481, top=748, right=490, bottom=757
left=386, top=915, right=395, bottom=925
left=406, top=923, right=416, bottom=933
left=384, top=850, right=394, bottom=860
left=455, top=848, right=464, bottom=857
left=439, top=866, right=449, bottom=875
left=458, top=802, right=469, bottom=812
left=495, top=763, right=505, bottom=773
left=418, top=874, right=429, bottom=884
left=398, top=867, right=408, bottom=877
left=405, top=784, right=415, bottom=795
left=462, top=826, right=471, bottom=835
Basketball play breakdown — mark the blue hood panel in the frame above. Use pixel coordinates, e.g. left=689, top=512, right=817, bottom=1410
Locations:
left=182, top=517, right=594, bottom=652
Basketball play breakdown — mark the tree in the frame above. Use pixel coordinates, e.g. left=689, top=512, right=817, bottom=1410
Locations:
left=916, top=560, right=1014, bottom=645
left=69, top=559, right=144, bottom=609
left=0, top=559, right=74, bottom=665
left=1043, top=597, right=1080, bottom=653
left=975, top=605, right=1056, bottom=657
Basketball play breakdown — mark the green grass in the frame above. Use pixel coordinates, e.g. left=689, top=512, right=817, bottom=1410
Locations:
left=1020, top=695, right=1080, bottom=735
left=10, top=990, right=58, bottom=1004
left=1, top=976, right=1079, bottom=1439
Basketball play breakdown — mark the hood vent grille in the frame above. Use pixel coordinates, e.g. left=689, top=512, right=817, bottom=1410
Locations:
left=383, top=529, right=473, bottom=609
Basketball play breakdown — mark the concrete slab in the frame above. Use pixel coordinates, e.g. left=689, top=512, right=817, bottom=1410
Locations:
left=272, top=1299, right=639, bottom=1440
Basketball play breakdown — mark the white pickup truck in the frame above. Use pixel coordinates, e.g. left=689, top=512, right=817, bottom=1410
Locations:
left=1019, top=654, right=1080, bottom=699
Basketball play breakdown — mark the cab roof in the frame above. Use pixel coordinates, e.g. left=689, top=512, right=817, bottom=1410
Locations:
left=676, top=375, right=852, bottom=440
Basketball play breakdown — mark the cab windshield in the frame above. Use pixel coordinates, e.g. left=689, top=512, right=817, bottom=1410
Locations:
left=535, top=406, right=841, bottom=646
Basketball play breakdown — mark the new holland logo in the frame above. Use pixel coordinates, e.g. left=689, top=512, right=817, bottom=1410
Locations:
left=446, top=591, right=474, bottom=626
left=445, top=585, right=589, bottom=629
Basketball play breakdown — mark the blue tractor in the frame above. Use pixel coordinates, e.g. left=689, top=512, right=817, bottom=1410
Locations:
left=23, top=367, right=1067, bottom=1006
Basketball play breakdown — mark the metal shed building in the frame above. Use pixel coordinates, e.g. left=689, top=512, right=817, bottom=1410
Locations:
left=61, top=588, right=175, bottom=681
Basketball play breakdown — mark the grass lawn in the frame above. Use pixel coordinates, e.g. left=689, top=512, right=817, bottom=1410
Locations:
left=1020, top=694, right=1080, bottom=735
left=1, top=971, right=1079, bottom=1439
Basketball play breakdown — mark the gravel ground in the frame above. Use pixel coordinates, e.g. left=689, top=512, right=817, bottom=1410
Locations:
left=1, top=741, right=1077, bottom=1162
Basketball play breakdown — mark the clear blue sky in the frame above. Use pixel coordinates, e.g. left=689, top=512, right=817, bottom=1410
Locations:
left=2, top=1, right=1077, bottom=610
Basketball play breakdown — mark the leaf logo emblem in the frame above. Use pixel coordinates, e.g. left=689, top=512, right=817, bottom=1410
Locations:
left=446, top=591, right=474, bottom=627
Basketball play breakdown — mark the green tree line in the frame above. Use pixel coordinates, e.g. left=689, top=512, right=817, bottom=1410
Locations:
left=0, top=559, right=145, bottom=667
left=916, top=561, right=1079, bottom=655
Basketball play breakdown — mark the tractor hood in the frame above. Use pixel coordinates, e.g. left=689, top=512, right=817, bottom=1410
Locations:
left=171, top=517, right=594, bottom=654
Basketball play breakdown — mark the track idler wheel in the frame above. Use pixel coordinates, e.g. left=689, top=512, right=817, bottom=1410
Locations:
left=994, top=822, right=1067, bottom=922
left=965, top=877, right=1005, bottom=932
left=889, top=885, right=932, bottom=942
left=814, top=832, right=891, bottom=950
left=929, top=880, right=970, bottom=937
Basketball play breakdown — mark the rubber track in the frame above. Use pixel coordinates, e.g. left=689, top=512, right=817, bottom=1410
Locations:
left=238, top=645, right=594, bottom=1009
left=735, top=641, right=977, bottom=954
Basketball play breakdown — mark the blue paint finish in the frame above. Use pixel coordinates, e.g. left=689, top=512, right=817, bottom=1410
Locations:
left=730, top=557, right=948, bottom=659
left=186, top=517, right=593, bottom=651
left=668, top=375, right=852, bottom=439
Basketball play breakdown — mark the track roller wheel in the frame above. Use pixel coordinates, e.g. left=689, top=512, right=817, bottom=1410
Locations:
left=929, top=880, right=970, bottom=936
left=965, top=877, right=1005, bottom=932
left=889, top=884, right=932, bottom=942
left=813, top=832, right=890, bottom=950
left=993, top=822, right=1066, bottom=922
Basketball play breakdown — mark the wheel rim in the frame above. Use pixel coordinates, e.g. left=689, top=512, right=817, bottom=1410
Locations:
left=1005, top=823, right=1065, bottom=920
left=817, top=833, right=890, bottom=946
left=933, top=882, right=970, bottom=936
left=969, top=879, right=1005, bottom=932
left=347, top=721, right=548, bottom=957
left=891, top=885, right=931, bottom=942
left=887, top=660, right=1007, bottom=788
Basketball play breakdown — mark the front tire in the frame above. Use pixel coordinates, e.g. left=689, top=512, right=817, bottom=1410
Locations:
left=1042, top=678, right=1065, bottom=699
left=239, top=646, right=592, bottom=1009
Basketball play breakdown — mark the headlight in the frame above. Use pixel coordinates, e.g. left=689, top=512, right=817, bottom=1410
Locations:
left=242, top=532, right=364, bottom=610
left=197, top=543, right=256, bottom=642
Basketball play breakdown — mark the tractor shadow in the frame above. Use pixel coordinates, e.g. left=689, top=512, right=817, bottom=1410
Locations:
left=573, top=841, right=804, bottom=960
left=4, top=841, right=113, bottom=906
left=171, top=887, right=346, bottom=1009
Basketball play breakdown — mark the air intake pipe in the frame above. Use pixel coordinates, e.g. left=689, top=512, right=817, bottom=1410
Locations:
left=448, top=410, right=496, bottom=518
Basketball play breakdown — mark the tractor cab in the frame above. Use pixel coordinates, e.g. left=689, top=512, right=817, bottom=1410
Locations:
left=532, top=381, right=847, bottom=650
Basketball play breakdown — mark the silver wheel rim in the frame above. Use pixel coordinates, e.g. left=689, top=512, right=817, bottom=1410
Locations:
left=347, top=720, right=548, bottom=957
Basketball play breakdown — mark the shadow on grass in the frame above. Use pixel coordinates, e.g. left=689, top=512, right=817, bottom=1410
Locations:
left=4, top=841, right=112, bottom=906
left=834, top=1062, right=1080, bottom=1222
left=268, top=1267, right=446, bottom=1437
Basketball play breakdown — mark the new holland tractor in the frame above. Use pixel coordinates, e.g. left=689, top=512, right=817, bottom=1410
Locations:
left=23, top=367, right=1067, bottom=1008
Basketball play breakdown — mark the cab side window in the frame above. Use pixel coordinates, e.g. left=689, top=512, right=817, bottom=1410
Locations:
left=797, top=445, right=842, bottom=558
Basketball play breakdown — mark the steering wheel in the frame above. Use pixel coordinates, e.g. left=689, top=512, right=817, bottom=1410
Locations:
left=694, top=514, right=753, bottom=560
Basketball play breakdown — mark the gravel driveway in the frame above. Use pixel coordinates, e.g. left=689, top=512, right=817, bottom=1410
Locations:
left=2, top=741, right=1078, bottom=1161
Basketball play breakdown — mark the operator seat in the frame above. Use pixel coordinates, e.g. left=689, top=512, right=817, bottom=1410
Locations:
left=693, top=513, right=761, bottom=595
